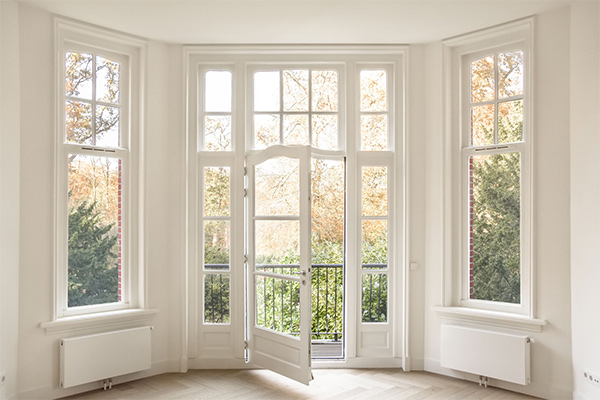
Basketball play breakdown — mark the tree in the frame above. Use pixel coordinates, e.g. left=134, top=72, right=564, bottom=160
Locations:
left=68, top=201, right=118, bottom=307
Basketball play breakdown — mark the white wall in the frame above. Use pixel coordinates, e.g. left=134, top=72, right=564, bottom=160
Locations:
left=15, top=4, right=184, bottom=398
left=0, top=1, right=21, bottom=398
left=570, top=3, right=600, bottom=400
left=407, top=44, right=427, bottom=370
left=423, top=6, right=574, bottom=399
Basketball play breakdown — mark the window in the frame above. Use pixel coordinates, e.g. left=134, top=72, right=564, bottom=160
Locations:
left=186, top=47, right=405, bottom=367
left=55, top=21, right=144, bottom=318
left=447, top=20, right=532, bottom=315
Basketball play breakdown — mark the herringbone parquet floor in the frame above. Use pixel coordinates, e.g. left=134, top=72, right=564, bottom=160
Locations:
left=64, top=369, right=539, bottom=400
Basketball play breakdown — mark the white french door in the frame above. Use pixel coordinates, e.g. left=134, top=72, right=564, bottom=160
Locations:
left=246, top=145, right=313, bottom=385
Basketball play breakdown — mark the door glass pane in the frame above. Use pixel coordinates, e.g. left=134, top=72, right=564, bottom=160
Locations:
left=204, top=273, right=230, bottom=323
left=65, top=100, right=93, bottom=145
left=255, top=220, right=300, bottom=266
left=469, top=153, right=521, bottom=304
left=312, top=115, right=338, bottom=150
left=471, top=104, right=494, bottom=146
left=204, top=221, right=230, bottom=270
left=254, top=114, right=280, bottom=149
left=255, top=157, right=299, bottom=216
left=204, top=167, right=230, bottom=217
left=68, top=155, right=121, bottom=307
left=312, top=70, right=338, bottom=112
left=256, top=275, right=300, bottom=336
left=362, top=273, right=388, bottom=322
left=65, top=52, right=92, bottom=100
left=498, top=51, right=524, bottom=98
left=361, top=115, right=387, bottom=151
left=362, top=166, right=388, bottom=216
left=96, top=56, right=120, bottom=104
left=283, top=70, right=309, bottom=112
left=498, top=100, right=523, bottom=143
left=95, top=105, right=120, bottom=147
left=205, top=71, right=232, bottom=112
left=204, top=116, right=232, bottom=151
left=254, top=71, right=280, bottom=112
left=284, top=114, right=309, bottom=145
left=360, top=70, right=387, bottom=112
left=471, top=56, right=494, bottom=103
left=362, top=220, right=387, bottom=268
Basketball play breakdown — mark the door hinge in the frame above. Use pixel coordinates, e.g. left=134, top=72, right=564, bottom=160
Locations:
left=244, top=340, right=248, bottom=350
left=244, top=255, right=248, bottom=263
left=244, top=188, right=248, bottom=197
left=244, top=166, right=248, bottom=175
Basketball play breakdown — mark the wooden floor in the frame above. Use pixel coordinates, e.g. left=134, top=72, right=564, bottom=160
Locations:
left=64, top=369, right=539, bottom=400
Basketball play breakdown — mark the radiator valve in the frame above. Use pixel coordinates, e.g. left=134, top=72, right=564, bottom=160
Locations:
left=102, top=378, right=113, bottom=391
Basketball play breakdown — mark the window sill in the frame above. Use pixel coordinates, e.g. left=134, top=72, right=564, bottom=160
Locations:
left=40, top=308, right=159, bottom=335
left=433, top=306, right=546, bottom=332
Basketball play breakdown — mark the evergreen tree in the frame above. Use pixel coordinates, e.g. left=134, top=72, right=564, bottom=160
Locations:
left=68, top=201, right=119, bottom=307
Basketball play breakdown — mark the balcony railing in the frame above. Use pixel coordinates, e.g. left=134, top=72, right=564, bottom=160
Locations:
left=204, top=263, right=387, bottom=341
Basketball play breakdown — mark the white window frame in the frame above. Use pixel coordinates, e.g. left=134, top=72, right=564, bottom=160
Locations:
left=53, top=19, right=145, bottom=320
left=185, top=46, right=407, bottom=368
left=445, top=19, right=534, bottom=317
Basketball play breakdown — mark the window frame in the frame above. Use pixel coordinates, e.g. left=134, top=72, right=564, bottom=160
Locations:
left=445, top=19, right=534, bottom=317
left=185, top=46, right=407, bottom=365
left=54, top=19, right=145, bottom=320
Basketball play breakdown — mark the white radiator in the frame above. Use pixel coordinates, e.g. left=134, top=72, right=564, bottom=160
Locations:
left=60, top=326, right=152, bottom=388
left=440, top=324, right=531, bottom=385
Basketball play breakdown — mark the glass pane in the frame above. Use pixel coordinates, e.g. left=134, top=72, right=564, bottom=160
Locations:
left=68, top=155, right=121, bottom=307
left=312, top=114, right=338, bottom=150
left=498, top=51, right=524, bottom=98
left=256, top=275, right=300, bottom=336
left=312, top=159, right=345, bottom=265
left=498, top=100, right=523, bottom=143
left=254, top=71, right=280, bottom=112
left=66, top=100, right=93, bottom=144
left=362, top=273, right=388, bottom=322
left=204, top=274, right=230, bottom=324
left=204, top=221, right=230, bottom=269
left=469, top=153, right=521, bottom=304
left=283, top=70, right=308, bottom=112
left=96, top=56, right=120, bottom=104
left=362, top=166, right=388, bottom=216
left=362, top=220, right=387, bottom=268
left=360, top=70, right=387, bottom=112
left=204, top=115, right=232, bottom=151
left=204, top=166, right=230, bottom=217
left=471, top=56, right=495, bottom=103
left=283, top=114, right=309, bottom=145
left=255, top=220, right=299, bottom=266
left=312, top=70, right=338, bottom=112
left=65, top=52, right=92, bottom=99
left=361, top=114, right=387, bottom=151
left=471, top=104, right=494, bottom=146
left=95, top=105, right=120, bottom=147
left=255, top=157, right=299, bottom=216
left=205, top=71, right=232, bottom=112
left=254, top=114, right=280, bottom=149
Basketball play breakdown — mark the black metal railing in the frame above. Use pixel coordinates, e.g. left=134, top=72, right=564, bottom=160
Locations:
left=204, top=263, right=388, bottom=339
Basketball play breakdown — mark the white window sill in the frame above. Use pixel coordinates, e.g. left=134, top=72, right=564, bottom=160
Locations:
left=40, top=308, right=159, bottom=335
left=433, top=306, right=546, bottom=332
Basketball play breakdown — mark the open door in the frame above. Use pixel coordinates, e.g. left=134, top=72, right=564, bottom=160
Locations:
left=246, top=145, right=312, bottom=385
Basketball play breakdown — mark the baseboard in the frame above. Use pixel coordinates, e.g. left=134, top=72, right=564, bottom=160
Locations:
left=424, top=358, right=572, bottom=399
left=17, top=359, right=177, bottom=400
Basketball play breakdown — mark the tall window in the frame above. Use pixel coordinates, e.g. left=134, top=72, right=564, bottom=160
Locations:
left=452, top=22, right=532, bottom=315
left=56, top=22, right=143, bottom=318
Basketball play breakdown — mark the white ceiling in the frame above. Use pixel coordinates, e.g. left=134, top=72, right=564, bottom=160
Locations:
left=19, top=0, right=575, bottom=44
